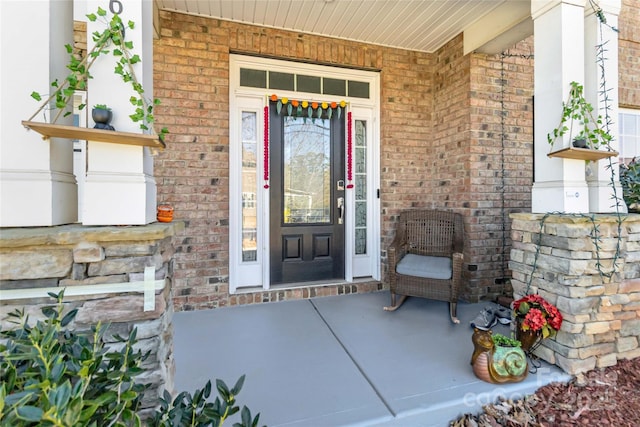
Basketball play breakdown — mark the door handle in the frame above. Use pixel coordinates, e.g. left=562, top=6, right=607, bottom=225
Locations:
left=337, top=197, right=344, bottom=224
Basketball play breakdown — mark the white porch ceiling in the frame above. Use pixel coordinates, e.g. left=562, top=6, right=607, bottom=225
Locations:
left=155, top=0, right=533, bottom=54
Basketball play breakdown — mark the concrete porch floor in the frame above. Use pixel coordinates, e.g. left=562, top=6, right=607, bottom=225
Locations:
left=173, top=291, right=569, bottom=427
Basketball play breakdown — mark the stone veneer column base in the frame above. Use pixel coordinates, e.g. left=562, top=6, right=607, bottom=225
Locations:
left=509, top=213, right=640, bottom=375
left=0, top=222, right=184, bottom=413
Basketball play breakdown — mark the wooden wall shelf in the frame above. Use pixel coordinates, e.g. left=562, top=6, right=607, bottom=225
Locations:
left=547, top=147, right=618, bottom=161
left=22, top=121, right=165, bottom=149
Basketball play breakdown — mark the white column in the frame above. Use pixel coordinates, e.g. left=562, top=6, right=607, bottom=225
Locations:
left=0, top=0, right=77, bottom=227
left=531, top=0, right=589, bottom=213
left=584, top=0, right=625, bottom=213
left=83, top=0, right=156, bottom=225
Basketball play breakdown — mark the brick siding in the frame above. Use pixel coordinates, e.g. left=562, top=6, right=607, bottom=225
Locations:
left=466, top=41, right=535, bottom=300
left=620, top=0, right=640, bottom=107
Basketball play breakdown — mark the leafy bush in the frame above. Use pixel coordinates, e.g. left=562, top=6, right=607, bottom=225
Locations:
left=0, top=291, right=264, bottom=427
left=152, top=377, right=262, bottom=427
left=620, top=157, right=640, bottom=212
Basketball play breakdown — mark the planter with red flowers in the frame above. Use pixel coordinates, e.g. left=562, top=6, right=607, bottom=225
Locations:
left=512, top=294, right=563, bottom=352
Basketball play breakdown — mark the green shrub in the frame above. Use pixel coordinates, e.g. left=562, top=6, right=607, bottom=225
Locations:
left=0, top=291, right=264, bottom=427
left=620, top=157, right=640, bottom=212
left=151, top=377, right=262, bottom=427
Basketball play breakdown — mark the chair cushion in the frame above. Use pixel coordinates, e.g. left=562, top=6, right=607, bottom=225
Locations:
left=396, top=254, right=452, bottom=280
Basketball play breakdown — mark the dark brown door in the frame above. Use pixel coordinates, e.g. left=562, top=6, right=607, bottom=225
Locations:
left=269, top=103, right=345, bottom=284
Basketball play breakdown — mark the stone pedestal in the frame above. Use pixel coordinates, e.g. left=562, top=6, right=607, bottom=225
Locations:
left=0, top=222, right=184, bottom=408
left=509, top=213, right=640, bottom=375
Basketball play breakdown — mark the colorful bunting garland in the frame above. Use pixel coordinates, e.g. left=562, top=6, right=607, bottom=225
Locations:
left=270, top=94, right=347, bottom=119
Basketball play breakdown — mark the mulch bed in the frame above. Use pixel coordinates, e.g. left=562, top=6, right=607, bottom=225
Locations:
left=450, top=357, right=640, bottom=426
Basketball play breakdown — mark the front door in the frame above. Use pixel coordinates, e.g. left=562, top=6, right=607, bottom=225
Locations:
left=269, top=103, right=345, bottom=284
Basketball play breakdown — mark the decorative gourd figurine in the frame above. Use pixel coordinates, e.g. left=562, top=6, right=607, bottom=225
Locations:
left=471, top=328, right=528, bottom=383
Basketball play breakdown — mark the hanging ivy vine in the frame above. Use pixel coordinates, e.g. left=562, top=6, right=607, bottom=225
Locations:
left=29, top=7, right=168, bottom=141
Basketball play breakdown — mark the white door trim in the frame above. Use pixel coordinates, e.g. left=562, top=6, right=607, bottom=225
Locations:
left=229, top=55, right=380, bottom=292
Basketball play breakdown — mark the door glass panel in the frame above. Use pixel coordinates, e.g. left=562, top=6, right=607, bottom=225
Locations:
left=283, top=116, right=330, bottom=224
left=242, top=111, right=258, bottom=261
left=355, top=120, right=367, bottom=254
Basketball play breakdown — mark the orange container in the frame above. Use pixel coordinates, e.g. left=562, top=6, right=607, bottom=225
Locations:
left=157, top=205, right=174, bottom=222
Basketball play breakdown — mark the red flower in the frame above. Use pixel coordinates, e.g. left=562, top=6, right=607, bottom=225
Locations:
left=524, top=308, right=546, bottom=331
left=513, top=294, right=563, bottom=339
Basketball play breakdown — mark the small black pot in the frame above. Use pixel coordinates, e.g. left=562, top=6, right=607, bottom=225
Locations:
left=572, top=138, right=587, bottom=148
left=92, top=108, right=115, bottom=131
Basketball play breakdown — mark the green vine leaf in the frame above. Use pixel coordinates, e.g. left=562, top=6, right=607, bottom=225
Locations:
left=28, top=8, right=168, bottom=141
left=547, top=81, right=612, bottom=150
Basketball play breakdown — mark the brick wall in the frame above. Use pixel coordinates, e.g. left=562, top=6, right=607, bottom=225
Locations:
left=431, top=34, right=470, bottom=217
left=465, top=41, right=535, bottom=301
left=379, top=45, right=434, bottom=267
left=620, top=0, right=640, bottom=107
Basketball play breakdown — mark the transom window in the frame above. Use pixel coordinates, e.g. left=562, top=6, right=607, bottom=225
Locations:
left=240, top=68, right=370, bottom=99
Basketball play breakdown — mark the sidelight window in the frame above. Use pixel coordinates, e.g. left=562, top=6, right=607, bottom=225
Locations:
left=242, top=111, right=258, bottom=262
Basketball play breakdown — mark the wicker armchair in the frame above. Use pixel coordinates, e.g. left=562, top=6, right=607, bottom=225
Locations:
left=384, top=209, right=464, bottom=324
